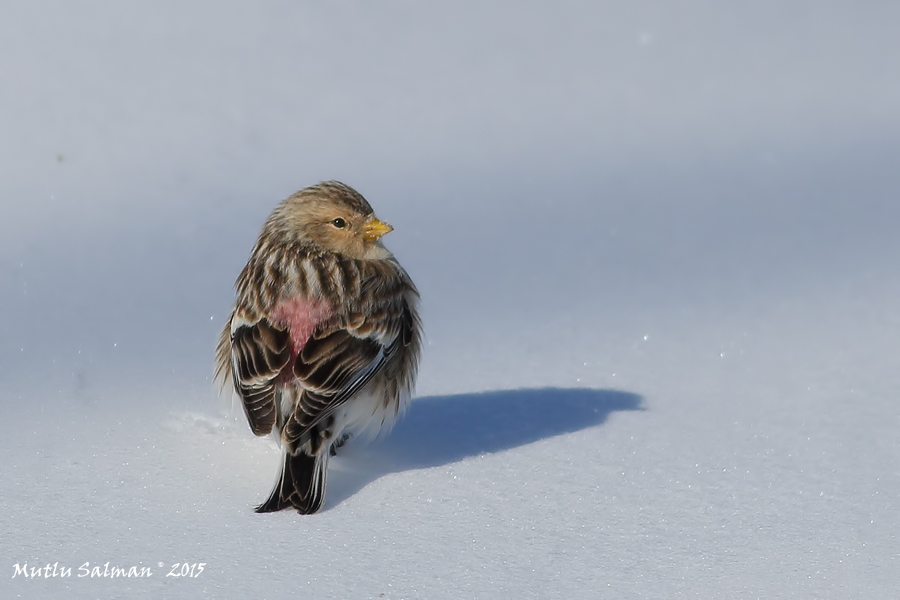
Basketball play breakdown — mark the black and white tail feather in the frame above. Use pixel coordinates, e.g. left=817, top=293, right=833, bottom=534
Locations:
left=256, top=446, right=330, bottom=514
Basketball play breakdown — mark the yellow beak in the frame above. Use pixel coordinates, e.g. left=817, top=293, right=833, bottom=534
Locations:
left=363, top=218, right=393, bottom=242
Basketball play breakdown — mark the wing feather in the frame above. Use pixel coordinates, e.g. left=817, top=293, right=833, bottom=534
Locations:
left=230, top=319, right=291, bottom=436
left=282, top=327, right=390, bottom=451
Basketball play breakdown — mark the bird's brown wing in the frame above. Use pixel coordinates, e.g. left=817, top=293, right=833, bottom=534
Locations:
left=230, top=318, right=291, bottom=436
left=281, top=326, right=389, bottom=453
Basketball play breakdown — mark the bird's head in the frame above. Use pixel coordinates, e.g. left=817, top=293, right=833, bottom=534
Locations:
left=274, top=181, right=395, bottom=260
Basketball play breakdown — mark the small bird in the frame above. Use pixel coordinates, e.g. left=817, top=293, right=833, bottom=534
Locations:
left=216, top=181, right=422, bottom=514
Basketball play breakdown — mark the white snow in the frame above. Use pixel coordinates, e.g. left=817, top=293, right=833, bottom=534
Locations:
left=3, top=2, right=900, bottom=599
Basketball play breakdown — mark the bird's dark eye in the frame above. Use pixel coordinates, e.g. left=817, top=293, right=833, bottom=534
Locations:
left=331, top=218, right=347, bottom=229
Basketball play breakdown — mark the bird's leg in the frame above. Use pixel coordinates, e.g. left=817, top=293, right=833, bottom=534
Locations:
left=330, top=433, right=352, bottom=456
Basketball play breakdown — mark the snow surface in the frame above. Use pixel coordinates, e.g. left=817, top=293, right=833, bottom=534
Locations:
left=3, top=2, right=900, bottom=598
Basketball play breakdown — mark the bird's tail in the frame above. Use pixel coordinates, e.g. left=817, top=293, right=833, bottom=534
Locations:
left=255, top=449, right=329, bottom=515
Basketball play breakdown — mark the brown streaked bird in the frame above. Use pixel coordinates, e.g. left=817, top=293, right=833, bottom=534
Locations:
left=216, top=181, right=422, bottom=514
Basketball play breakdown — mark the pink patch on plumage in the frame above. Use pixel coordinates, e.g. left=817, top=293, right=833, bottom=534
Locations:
left=270, top=296, right=333, bottom=363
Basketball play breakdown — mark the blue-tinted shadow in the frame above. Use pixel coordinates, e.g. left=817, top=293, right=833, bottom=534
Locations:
left=326, top=387, right=643, bottom=509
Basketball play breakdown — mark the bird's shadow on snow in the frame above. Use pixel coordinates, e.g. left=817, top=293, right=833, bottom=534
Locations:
left=325, top=387, right=643, bottom=510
